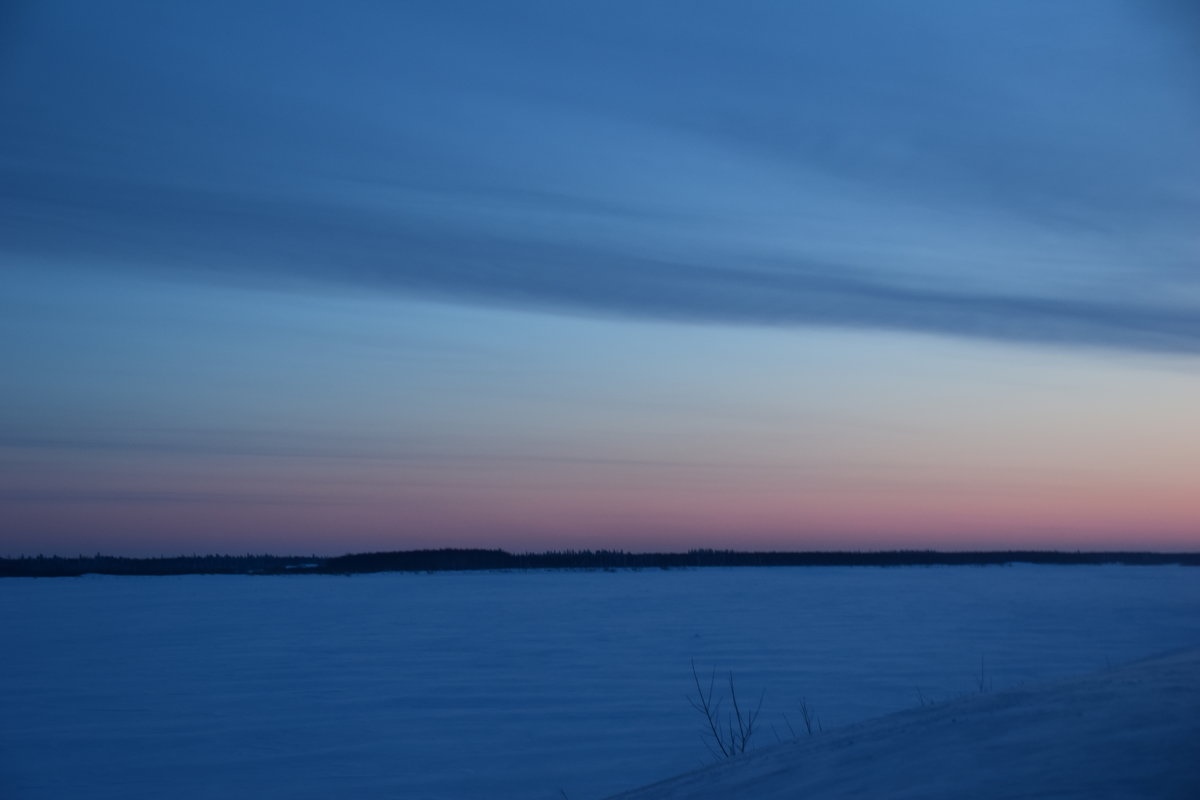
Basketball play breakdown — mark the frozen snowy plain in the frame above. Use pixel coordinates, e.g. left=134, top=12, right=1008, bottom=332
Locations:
left=2, top=565, right=1198, bottom=799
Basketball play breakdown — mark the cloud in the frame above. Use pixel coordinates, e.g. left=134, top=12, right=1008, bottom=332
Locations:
left=2, top=0, right=1198, bottom=353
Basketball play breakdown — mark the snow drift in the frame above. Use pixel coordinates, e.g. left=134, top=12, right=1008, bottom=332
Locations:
left=611, top=647, right=1200, bottom=800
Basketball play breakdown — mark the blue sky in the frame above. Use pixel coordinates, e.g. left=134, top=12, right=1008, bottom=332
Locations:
left=2, top=1, right=1199, bottom=554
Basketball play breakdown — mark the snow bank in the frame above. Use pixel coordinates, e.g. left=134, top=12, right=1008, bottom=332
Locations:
left=611, top=647, right=1200, bottom=799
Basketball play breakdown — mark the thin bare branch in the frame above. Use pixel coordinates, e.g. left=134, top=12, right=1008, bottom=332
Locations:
left=690, top=660, right=730, bottom=757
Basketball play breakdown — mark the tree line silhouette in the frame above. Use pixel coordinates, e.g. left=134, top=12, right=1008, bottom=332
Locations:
left=2, top=548, right=1197, bottom=578
left=0, top=553, right=318, bottom=578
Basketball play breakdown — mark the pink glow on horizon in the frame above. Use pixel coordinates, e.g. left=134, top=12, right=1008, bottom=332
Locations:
left=6, top=475, right=1197, bottom=556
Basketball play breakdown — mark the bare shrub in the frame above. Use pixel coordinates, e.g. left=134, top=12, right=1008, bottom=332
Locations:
left=688, top=661, right=764, bottom=759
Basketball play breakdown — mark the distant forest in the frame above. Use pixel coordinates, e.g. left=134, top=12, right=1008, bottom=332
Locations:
left=2, top=548, right=1198, bottom=577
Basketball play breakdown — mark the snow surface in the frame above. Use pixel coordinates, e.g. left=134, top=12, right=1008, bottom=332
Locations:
left=2, top=565, right=1198, bottom=799
left=611, top=646, right=1200, bottom=799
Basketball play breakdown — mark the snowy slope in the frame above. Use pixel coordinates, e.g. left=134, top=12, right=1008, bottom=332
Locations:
left=611, top=647, right=1200, bottom=800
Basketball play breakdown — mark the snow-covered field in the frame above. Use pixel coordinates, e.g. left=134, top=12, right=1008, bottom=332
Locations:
left=2, top=565, right=1198, bottom=799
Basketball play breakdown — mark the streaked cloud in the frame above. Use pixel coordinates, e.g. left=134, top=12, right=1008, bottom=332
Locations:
left=2, top=0, right=1197, bottom=354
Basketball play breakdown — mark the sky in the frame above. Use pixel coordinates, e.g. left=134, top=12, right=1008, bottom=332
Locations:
left=2, top=0, right=1199, bottom=555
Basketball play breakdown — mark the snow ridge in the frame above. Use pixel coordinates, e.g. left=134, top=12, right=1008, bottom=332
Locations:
left=611, top=647, right=1200, bottom=800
